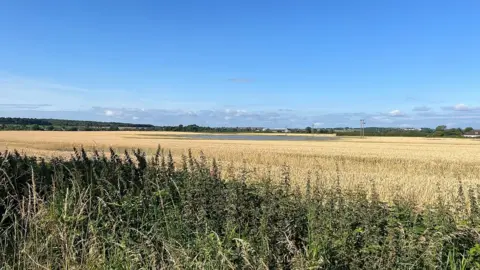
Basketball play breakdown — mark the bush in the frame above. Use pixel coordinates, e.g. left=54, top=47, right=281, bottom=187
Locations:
left=0, top=147, right=479, bottom=268
left=30, top=124, right=43, bottom=130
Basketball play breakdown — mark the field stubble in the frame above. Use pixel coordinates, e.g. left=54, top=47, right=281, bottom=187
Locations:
left=1, top=131, right=479, bottom=204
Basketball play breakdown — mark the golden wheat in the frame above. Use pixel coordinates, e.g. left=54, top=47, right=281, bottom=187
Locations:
left=1, top=131, right=479, bottom=204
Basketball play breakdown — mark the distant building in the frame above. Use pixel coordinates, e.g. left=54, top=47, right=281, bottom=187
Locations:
left=464, top=130, right=480, bottom=138
left=262, top=128, right=290, bottom=133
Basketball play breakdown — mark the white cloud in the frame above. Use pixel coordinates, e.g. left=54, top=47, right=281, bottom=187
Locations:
left=224, top=109, right=248, bottom=117
left=442, top=103, right=480, bottom=112
left=454, top=104, right=469, bottom=111
left=313, top=122, right=324, bottom=127
left=389, top=110, right=405, bottom=117
left=5, top=106, right=480, bottom=128
left=234, top=110, right=247, bottom=116
left=104, top=110, right=115, bottom=116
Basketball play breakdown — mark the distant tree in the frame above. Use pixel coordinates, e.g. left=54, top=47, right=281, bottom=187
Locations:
left=185, top=124, right=200, bottom=132
left=109, top=125, right=119, bottom=131
left=30, top=124, right=42, bottom=131
left=305, top=126, right=312, bottom=133
left=435, top=125, right=447, bottom=132
left=421, top=128, right=434, bottom=133
left=465, top=127, right=474, bottom=132
left=46, top=125, right=55, bottom=131
left=442, top=128, right=462, bottom=137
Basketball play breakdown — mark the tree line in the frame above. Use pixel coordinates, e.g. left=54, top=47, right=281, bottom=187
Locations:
left=0, top=117, right=476, bottom=137
left=335, top=125, right=475, bottom=137
left=0, top=117, right=154, bottom=131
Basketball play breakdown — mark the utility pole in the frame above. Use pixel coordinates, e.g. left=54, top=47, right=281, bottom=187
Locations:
left=360, top=119, right=366, bottom=138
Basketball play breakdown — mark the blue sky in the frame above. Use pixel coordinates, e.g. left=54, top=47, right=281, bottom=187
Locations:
left=1, top=0, right=479, bottom=128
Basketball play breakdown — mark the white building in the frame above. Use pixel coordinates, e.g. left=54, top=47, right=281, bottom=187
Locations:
left=464, top=130, right=480, bottom=138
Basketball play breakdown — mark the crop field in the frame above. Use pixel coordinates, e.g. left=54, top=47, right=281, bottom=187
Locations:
left=1, top=131, right=479, bottom=205
left=2, top=133, right=480, bottom=268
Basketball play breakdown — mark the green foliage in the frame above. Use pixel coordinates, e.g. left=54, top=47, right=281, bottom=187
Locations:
left=0, top=148, right=479, bottom=268
left=337, top=126, right=469, bottom=138
left=0, top=117, right=51, bottom=125
left=431, top=127, right=464, bottom=138
left=30, top=124, right=42, bottom=130
left=436, top=125, right=447, bottom=131
left=0, top=117, right=474, bottom=139
left=109, top=125, right=120, bottom=131
left=0, top=117, right=154, bottom=131
left=337, top=127, right=435, bottom=137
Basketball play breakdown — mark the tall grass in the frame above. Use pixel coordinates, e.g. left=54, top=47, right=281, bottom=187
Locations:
left=1, top=146, right=480, bottom=269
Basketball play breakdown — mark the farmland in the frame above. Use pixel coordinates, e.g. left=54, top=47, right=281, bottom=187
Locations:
left=2, top=130, right=480, bottom=268
left=2, top=132, right=480, bottom=268
left=1, top=131, right=479, bottom=204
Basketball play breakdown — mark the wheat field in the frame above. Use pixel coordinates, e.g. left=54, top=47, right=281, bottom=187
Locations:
left=1, top=130, right=479, bottom=204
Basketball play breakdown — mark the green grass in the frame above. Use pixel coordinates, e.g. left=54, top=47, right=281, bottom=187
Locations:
left=1, top=146, right=480, bottom=269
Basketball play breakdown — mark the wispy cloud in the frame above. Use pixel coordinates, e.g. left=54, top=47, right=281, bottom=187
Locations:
left=412, top=106, right=431, bottom=112
left=228, top=78, right=254, bottom=83
left=404, top=96, right=419, bottom=102
left=441, top=103, right=480, bottom=112
left=0, top=73, right=91, bottom=110
left=404, top=96, right=445, bottom=104
left=0, top=73, right=89, bottom=93
left=0, top=72, right=177, bottom=111
left=0, top=103, right=52, bottom=110
left=371, top=115, right=394, bottom=123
